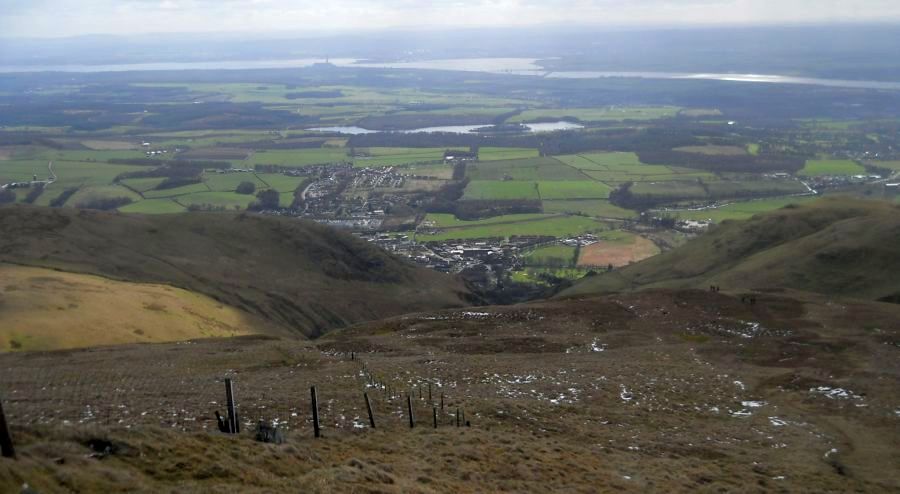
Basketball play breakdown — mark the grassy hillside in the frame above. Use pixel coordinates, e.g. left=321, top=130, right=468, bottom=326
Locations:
left=0, top=206, right=471, bottom=338
left=0, top=264, right=266, bottom=351
left=561, top=197, right=900, bottom=302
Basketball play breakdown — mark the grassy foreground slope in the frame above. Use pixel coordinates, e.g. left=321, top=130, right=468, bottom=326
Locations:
left=0, top=206, right=472, bottom=338
left=562, top=197, right=900, bottom=302
left=0, top=264, right=264, bottom=351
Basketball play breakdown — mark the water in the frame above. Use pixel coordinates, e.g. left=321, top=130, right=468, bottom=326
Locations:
left=0, top=58, right=359, bottom=74
left=309, top=121, right=583, bottom=135
left=545, top=71, right=900, bottom=91
left=307, top=126, right=377, bottom=135
left=3, top=56, right=898, bottom=91
left=524, top=121, right=584, bottom=132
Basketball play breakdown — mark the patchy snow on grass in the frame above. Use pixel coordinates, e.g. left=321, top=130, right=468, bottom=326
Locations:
left=810, top=386, right=863, bottom=400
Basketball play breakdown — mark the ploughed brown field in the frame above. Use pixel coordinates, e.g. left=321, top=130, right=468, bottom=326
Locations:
left=577, top=235, right=660, bottom=268
left=1, top=288, right=897, bottom=492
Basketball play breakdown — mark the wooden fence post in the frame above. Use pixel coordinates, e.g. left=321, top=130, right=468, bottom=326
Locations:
left=224, top=378, right=239, bottom=434
left=428, top=383, right=432, bottom=403
left=440, top=393, right=444, bottom=411
left=433, top=407, right=438, bottom=429
left=0, top=395, right=15, bottom=459
left=311, top=386, right=321, bottom=438
left=407, top=394, right=415, bottom=428
left=456, top=408, right=460, bottom=427
left=364, top=392, right=376, bottom=429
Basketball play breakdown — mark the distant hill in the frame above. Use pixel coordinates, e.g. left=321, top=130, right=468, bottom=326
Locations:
left=0, top=206, right=472, bottom=339
left=561, top=197, right=900, bottom=303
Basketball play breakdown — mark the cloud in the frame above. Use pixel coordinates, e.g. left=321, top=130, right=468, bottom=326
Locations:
left=2, top=0, right=899, bottom=38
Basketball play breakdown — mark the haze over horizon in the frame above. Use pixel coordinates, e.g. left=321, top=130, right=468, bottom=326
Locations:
left=2, top=0, right=900, bottom=39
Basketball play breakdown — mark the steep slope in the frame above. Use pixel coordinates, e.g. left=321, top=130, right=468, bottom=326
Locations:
left=0, top=264, right=269, bottom=351
left=0, top=206, right=472, bottom=338
left=561, top=197, right=900, bottom=302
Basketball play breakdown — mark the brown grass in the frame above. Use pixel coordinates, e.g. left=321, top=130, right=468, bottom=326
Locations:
left=1, top=289, right=897, bottom=492
left=0, top=264, right=259, bottom=351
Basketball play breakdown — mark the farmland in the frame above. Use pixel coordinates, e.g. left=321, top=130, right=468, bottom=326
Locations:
left=577, top=230, right=661, bottom=268
left=509, top=106, right=681, bottom=122
left=1, top=65, right=896, bottom=288
left=799, top=159, right=866, bottom=176
left=461, top=180, right=540, bottom=200
left=418, top=214, right=607, bottom=241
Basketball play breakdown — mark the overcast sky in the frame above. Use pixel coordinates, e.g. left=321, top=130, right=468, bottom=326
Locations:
left=2, top=0, right=899, bottom=38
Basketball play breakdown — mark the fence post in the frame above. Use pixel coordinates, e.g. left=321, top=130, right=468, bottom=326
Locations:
left=407, top=394, right=415, bottom=428
left=364, top=392, right=376, bottom=429
left=428, top=383, right=432, bottom=403
left=0, top=395, right=15, bottom=459
left=433, top=407, right=438, bottom=429
left=456, top=408, right=460, bottom=427
left=311, top=386, right=321, bottom=438
left=224, top=378, right=239, bottom=434
left=440, top=393, right=444, bottom=411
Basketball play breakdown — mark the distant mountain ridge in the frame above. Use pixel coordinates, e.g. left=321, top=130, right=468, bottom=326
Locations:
left=561, top=197, right=900, bottom=303
left=0, top=206, right=472, bottom=338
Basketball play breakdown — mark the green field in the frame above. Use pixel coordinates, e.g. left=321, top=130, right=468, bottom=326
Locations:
left=67, top=185, right=141, bottom=207
left=542, top=199, right=638, bottom=219
left=510, top=267, right=593, bottom=284
left=424, top=213, right=548, bottom=228
left=352, top=147, right=465, bottom=167
left=538, top=181, right=611, bottom=200
left=556, top=152, right=642, bottom=170
left=630, top=181, right=708, bottom=200
left=176, top=191, right=257, bottom=210
left=419, top=214, right=606, bottom=241
left=245, top=149, right=349, bottom=168
left=799, top=159, right=866, bottom=177
left=120, top=177, right=167, bottom=193
left=664, top=196, right=819, bottom=222
left=478, top=147, right=540, bottom=161
left=142, top=182, right=210, bottom=199
left=461, top=180, right=540, bottom=200
left=466, top=157, right=585, bottom=181
left=522, top=245, right=577, bottom=267
left=118, top=199, right=187, bottom=214
left=509, top=106, right=680, bottom=123
left=204, top=173, right=268, bottom=192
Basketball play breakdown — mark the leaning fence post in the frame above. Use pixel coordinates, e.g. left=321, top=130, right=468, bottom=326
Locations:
left=224, top=378, right=239, bottom=434
left=407, top=394, right=415, bottom=428
left=0, top=395, right=15, bottom=459
left=364, top=392, right=376, bottom=429
left=311, top=386, right=321, bottom=438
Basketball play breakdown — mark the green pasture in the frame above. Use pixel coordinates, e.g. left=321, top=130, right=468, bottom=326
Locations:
left=478, top=147, right=540, bottom=161
left=245, top=149, right=349, bottom=168
left=419, top=215, right=607, bottom=241
left=466, top=157, right=585, bottom=181
left=118, top=199, right=187, bottom=214
left=461, top=180, right=540, bottom=201
left=799, top=159, right=866, bottom=177
left=509, top=106, right=680, bottom=123
left=663, top=196, right=819, bottom=222
left=542, top=199, right=638, bottom=219
left=538, top=181, right=611, bottom=200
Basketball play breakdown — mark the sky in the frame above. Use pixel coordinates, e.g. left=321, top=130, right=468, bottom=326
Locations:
left=2, top=0, right=900, bottom=38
